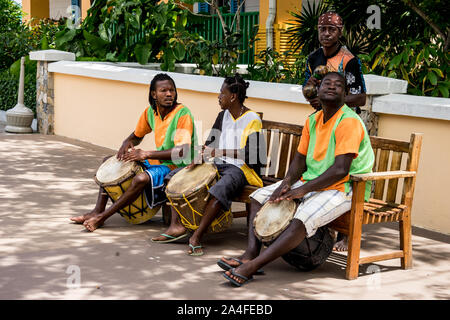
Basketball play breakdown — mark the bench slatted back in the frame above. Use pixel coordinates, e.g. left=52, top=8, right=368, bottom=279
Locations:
left=369, top=134, right=422, bottom=204
left=260, top=118, right=422, bottom=206
left=261, top=120, right=303, bottom=184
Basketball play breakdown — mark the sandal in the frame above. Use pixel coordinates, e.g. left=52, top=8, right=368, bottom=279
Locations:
left=217, top=258, right=264, bottom=275
left=223, top=268, right=254, bottom=287
left=151, top=233, right=188, bottom=244
left=188, top=243, right=204, bottom=256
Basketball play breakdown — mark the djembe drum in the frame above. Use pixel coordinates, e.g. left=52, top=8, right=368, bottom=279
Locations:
left=165, top=163, right=233, bottom=233
left=94, top=155, right=160, bottom=224
left=253, top=199, right=333, bottom=271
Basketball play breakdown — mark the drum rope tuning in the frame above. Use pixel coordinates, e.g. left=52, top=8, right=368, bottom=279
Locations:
left=167, top=192, right=232, bottom=232
left=165, top=163, right=233, bottom=233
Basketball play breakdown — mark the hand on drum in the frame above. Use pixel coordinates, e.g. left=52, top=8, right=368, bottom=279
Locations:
left=120, top=147, right=149, bottom=162
left=117, top=140, right=134, bottom=160
left=268, top=181, right=291, bottom=203
left=276, top=187, right=307, bottom=201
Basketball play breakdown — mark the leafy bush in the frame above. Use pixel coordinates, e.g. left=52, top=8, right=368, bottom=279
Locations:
left=285, top=0, right=449, bottom=97
left=28, top=18, right=66, bottom=50
left=0, top=0, right=33, bottom=70
left=245, top=48, right=307, bottom=85
left=360, top=39, right=449, bottom=98
left=182, top=31, right=243, bottom=77
left=54, top=0, right=194, bottom=70
left=0, top=69, right=37, bottom=116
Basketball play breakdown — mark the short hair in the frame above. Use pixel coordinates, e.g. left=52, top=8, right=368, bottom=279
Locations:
left=320, top=71, right=348, bottom=93
left=148, top=73, right=178, bottom=113
left=223, top=73, right=250, bottom=103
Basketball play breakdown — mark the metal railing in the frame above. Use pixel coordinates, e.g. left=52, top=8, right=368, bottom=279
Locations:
left=187, top=11, right=259, bottom=65
left=115, top=11, right=259, bottom=65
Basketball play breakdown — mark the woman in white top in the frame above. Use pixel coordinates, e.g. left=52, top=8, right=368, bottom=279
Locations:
left=152, top=74, right=266, bottom=256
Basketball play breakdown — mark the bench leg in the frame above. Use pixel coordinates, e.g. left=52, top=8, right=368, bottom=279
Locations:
left=346, top=220, right=362, bottom=280
left=345, top=182, right=365, bottom=280
left=399, top=214, right=412, bottom=269
left=246, top=203, right=250, bottom=227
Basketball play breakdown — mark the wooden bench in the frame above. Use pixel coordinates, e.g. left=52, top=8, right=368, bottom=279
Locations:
left=230, top=119, right=423, bottom=280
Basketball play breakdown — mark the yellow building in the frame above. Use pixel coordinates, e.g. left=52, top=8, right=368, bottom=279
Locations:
left=22, top=0, right=92, bottom=23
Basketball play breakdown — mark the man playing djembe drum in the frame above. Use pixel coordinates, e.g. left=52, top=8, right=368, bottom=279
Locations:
left=304, top=12, right=368, bottom=252
left=70, top=73, right=196, bottom=231
left=221, top=72, right=374, bottom=286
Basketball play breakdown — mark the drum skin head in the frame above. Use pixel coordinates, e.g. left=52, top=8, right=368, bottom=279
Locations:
left=95, top=155, right=137, bottom=185
left=254, top=200, right=297, bottom=242
left=166, top=163, right=217, bottom=196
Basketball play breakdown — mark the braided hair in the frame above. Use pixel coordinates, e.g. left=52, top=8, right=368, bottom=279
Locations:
left=148, top=73, right=178, bottom=114
left=223, top=73, right=250, bottom=103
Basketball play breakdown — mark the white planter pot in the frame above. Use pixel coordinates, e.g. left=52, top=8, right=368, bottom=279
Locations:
left=5, top=104, right=34, bottom=133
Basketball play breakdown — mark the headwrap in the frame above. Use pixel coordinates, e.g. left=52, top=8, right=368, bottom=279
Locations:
left=318, top=12, right=343, bottom=29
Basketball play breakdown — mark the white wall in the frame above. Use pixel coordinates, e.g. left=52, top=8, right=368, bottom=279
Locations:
left=49, top=0, right=71, bottom=20
left=245, top=0, right=259, bottom=12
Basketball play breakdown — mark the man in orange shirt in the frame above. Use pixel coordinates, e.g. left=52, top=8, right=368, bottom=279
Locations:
left=70, top=73, right=196, bottom=232
left=221, top=72, right=374, bottom=286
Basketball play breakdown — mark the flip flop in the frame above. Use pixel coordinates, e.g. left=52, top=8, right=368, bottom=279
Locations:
left=223, top=268, right=253, bottom=287
left=217, top=258, right=265, bottom=275
left=188, top=244, right=204, bottom=256
left=151, top=233, right=188, bottom=244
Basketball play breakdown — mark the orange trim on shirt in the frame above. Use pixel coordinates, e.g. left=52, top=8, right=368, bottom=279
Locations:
left=297, top=119, right=310, bottom=156
left=326, top=47, right=354, bottom=72
left=134, top=107, right=152, bottom=138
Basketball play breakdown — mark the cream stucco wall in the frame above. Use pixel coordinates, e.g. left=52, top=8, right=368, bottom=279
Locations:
left=377, top=114, right=450, bottom=234
left=53, top=74, right=313, bottom=154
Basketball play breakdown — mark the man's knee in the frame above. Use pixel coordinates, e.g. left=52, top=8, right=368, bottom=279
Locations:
left=132, top=172, right=150, bottom=187
left=289, top=219, right=307, bottom=236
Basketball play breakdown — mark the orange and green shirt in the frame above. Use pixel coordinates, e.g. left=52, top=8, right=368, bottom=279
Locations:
left=134, top=104, right=197, bottom=170
left=297, top=105, right=374, bottom=200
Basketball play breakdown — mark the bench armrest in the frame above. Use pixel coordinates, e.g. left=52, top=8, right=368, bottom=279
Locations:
left=350, top=170, right=416, bottom=182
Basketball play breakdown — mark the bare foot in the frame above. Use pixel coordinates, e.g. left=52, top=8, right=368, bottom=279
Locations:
left=70, top=210, right=101, bottom=224
left=83, top=215, right=105, bottom=232
left=333, top=235, right=348, bottom=252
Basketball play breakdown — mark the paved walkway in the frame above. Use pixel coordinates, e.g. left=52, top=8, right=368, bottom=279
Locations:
left=0, top=123, right=449, bottom=300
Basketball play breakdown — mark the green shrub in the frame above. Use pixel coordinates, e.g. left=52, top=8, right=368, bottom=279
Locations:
left=0, top=0, right=33, bottom=70
left=0, top=70, right=36, bottom=116
left=245, top=48, right=307, bottom=85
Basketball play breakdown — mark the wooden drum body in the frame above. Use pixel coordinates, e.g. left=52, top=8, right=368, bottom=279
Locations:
left=165, top=163, right=232, bottom=233
left=94, top=156, right=160, bottom=224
